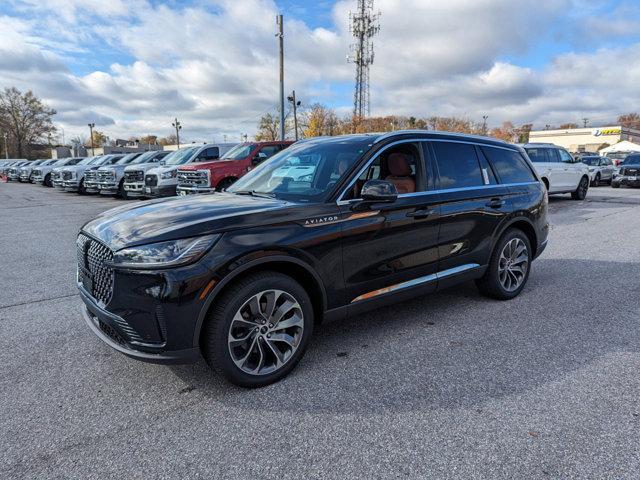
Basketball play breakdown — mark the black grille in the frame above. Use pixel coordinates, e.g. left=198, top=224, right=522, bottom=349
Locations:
left=98, top=320, right=126, bottom=345
left=98, top=170, right=114, bottom=182
left=77, top=234, right=114, bottom=305
left=51, top=171, right=60, bottom=180
left=624, top=168, right=638, bottom=175
left=145, top=174, right=158, bottom=186
left=125, top=170, right=144, bottom=183
left=85, top=170, right=97, bottom=182
left=62, top=171, right=73, bottom=180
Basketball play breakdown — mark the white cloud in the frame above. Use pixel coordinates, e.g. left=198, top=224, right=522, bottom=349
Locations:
left=0, top=0, right=639, bottom=142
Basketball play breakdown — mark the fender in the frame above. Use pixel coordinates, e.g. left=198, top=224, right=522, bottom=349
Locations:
left=192, top=254, right=328, bottom=347
left=491, top=214, right=538, bottom=254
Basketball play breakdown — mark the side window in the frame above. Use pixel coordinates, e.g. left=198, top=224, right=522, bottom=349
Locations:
left=524, top=148, right=550, bottom=163
left=259, top=145, right=281, bottom=158
left=558, top=149, right=574, bottom=163
left=481, top=147, right=537, bottom=183
left=432, top=142, right=484, bottom=189
left=344, top=142, right=422, bottom=199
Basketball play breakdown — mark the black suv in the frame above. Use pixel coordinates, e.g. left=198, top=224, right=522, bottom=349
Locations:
left=612, top=154, right=640, bottom=188
left=77, top=131, right=549, bottom=387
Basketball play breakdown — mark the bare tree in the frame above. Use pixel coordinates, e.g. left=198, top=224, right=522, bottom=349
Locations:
left=0, top=87, right=56, bottom=158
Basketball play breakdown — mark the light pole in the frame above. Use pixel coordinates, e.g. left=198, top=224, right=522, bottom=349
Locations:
left=482, top=115, right=488, bottom=136
left=2, top=132, right=8, bottom=159
left=88, top=123, right=95, bottom=156
left=276, top=15, right=285, bottom=141
left=172, top=118, right=182, bottom=148
left=287, top=90, right=301, bottom=141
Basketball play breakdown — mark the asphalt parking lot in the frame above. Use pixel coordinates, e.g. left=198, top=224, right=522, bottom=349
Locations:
left=1, top=182, right=640, bottom=479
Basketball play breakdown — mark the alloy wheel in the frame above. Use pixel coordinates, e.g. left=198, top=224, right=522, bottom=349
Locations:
left=498, top=238, right=529, bottom=292
left=227, top=289, right=304, bottom=376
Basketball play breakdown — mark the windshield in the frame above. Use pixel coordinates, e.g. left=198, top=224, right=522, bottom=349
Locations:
left=77, top=156, right=98, bottom=165
left=581, top=157, right=600, bottom=166
left=130, top=151, right=157, bottom=164
left=606, top=152, right=629, bottom=161
left=622, top=156, right=640, bottom=165
left=221, top=143, right=254, bottom=160
left=163, top=147, right=198, bottom=165
left=228, top=137, right=372, bottom=202
left=115, top=153, right=141, bottom=165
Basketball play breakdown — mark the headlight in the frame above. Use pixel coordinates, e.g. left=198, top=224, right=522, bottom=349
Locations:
left=160, top=169, right=177, bottom=179
left=109, top=234, right=220, bottom=269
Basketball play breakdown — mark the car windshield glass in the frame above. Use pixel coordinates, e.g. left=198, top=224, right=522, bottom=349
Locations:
left=115, top=153, right=140, bottom=165
left=622, top=156, right=640, bottom=165
left=221, top=144, right=253, bottom=160
left=606, top=152, right=629, bottom=161
left=581, top=157, right=599, bottom=165
left=130, top=151, right=157, bottom=164
left=524, top=148, right=552, bottom=163
left=228, top=137, right=372, bottom=202
left=163, top=147, right=197, bottom=165
left=77, top=157, right=96, bottom=165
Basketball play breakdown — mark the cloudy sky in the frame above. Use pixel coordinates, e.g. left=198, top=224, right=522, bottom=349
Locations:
left=1, top=0, right=639, bottom=143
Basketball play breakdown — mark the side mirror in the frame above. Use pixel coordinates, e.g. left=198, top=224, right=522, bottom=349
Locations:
left=353, top=180, right=398, bottom=210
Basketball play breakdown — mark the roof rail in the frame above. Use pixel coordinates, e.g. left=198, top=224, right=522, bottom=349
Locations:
left=372, top=129, right=508, bottom=144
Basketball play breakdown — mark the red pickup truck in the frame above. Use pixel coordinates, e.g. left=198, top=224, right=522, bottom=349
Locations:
left=176, top=141, right=293, bottom=195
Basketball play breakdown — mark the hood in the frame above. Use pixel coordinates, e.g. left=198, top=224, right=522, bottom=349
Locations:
left=179, top=159, right=243, bottom=171
left=82, top=192, right=294, bottom=250
left=147, top=165, right=176, bottom=175
left=124, top=162, right=159, bottom=172
left=621, top=163, right=640, bottom=169
left=98, top=165, right=126, bottom=172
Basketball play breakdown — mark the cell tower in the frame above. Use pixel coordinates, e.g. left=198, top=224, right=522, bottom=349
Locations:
left=348, top=0, right=380, bottom=118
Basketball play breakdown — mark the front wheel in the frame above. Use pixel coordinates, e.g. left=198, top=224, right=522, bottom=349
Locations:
left=118, top=179, right=128, bottom=199
left=44, top=174, right=52, bottom=187
left=202, top=271, right=314, bottom=387
left=591, top=173, right=600, bottom=187
left=476, top=229, right=532, bottom=300
left=216, top=177, right=236, bottom=192
left=612, top=182, right=620, bottom=189
left=571, top=176, right=589, bottom=200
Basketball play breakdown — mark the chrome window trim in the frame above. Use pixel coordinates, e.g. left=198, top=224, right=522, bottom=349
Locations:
left=337, top=137, right=534, bottom=204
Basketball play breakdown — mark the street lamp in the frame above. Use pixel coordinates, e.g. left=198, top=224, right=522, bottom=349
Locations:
left=2, top=132, right=8, bottom=159
left=172, top=118, right=182, bottom=148
left=88, top=123, right=95, bottom=156
left=287, top=90, right=301, bottom=141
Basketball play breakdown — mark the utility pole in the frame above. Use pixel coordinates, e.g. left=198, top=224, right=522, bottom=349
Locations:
left=88, top=123, right=95, bottom=156
left=348, top=0, right=381, bottom=118
left=582, top=118, right=589, bottom=128
left=276, top=14, right=285, bottom=141
left=172, top=118, right=182, bottom=148
left=482, top=115, right=488, bottom=136
left=287, top=90, right=301, bottom=141
left=2, top=132, right=8, bottom=159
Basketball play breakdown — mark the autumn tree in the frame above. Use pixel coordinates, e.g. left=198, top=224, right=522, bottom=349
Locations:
left=85, top=130, right=107, bottom=148
left=559, top=123, right=579, bottom=129
left=617, top=113, right=640, bottom=130
left=0, top=87, right=56, bottom=158
left=139, top=135, right=158, bottom=145
left=158, top=134, right=178, bottom=146
left=489, top=122, right=515, bottom=142
left=255, top=112, right=293, bottom=141
left=301, top=104, right=340, bottom=138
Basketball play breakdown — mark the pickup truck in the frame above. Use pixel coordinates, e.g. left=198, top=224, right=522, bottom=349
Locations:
left=95, top=152, right=152, bottom=198
left=175, top=141, right=293, bottom=195
left=121, top=150, right=172, bottom=198
left=143, top=143, right=237, bottom=198
left=32, top=158, right=84, bottom=186
left=62, top=155, right=124, bottom=193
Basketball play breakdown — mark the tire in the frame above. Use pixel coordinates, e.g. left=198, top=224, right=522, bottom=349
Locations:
left=44, top=173, right=52, bottom=187
left=475, top=228, right=532, bottom=300
left=591, top=173, right=600, bottom=187
left=78, top=178, right=86, bottom=195
left=118, top=179, right=128, bottom=199
left=216, top=177, right=237, bottom=192
left=571, top=176, right=589, bottom=200
left=202, top=271, right=314, bottom=387
left=612, top=182, right=620, bottom=189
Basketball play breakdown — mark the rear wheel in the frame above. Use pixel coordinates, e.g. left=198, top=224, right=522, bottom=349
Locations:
left=202, top=271, right=314, bottom=387
left=476, top=229, right=532, bottom=300
left=571, top=176, right=589, bottom=200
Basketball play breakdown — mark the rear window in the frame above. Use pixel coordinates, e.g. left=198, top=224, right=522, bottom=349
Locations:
left=432, top=142, right=484, bottom=189
left=525, top=148, right=555, bottom=163
left=481, top=147, right=537, bottom=183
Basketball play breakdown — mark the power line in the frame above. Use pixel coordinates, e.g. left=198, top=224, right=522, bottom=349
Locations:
left=347, top=0, right=380, bottom=118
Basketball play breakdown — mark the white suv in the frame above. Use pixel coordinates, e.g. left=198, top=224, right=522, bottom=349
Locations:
left=520, top=143, right=590, bottom=200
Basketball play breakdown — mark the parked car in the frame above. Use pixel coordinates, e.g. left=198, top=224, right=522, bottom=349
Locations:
left=580, top=156, right=615, bottom=186
left=63, top=155, right=124, bottom=193
left=32, top=158, right=83, bottom=186
left=520, top=143, right=590, bottom=199
left=176, top=142, right=291, bottom=195
left=1, top=160, right=26, bottom=176
left=122, top=150, right=173, bottom=198
left=144, top=144, right=236, bottom=198
left=612, top=154, right=640, bottom=188
left=77, top=131, right=549, bottom=387
left=604, top=151, right=632, bottom=166
left=6, top=161, right=30, bottom=181
left=17, top=160, right=45, bottom=182
left=95, top=152, right=146, bottom=198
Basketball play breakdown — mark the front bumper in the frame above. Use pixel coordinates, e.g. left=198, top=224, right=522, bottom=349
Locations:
left=19, top=173, right=31, bottom=182
left=84, top=181, right=100, bottom=193
left=613, top=175, right=640, bottom=187
left=144, top=184, right=177, bottom=197
left=98, top=182, right=119, bottom=195
left=8, top=174, right=20, bottom=181
left=63, top=180, right=80, bottom=191
left=79, top=284, right=201, bottom=364
left=52, top=179, right=65, bottom=188
left=177, top=185, right=215, bottom=195
left=123, top=182, right=146, bottom=197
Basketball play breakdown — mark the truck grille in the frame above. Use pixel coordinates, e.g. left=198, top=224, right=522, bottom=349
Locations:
left=177, top=170, right=209, bottom=186
left=77, top=234, right=114, bottom=305
left=33, top=169, right=42, bottom=177
left=85, top=170, right=97, bottom=181
left=622, top=167, right=638, bottom=176
left=98, top=170, right=114, bottom=182
left=62, top=171, right=73, bottom=180
left=145, top=174, right=158, bottom=186
left=51, top=171, right=60, bottom=180
left=125, top=170, right=144, bottom=183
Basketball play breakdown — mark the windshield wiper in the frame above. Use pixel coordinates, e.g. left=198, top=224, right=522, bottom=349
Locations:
left=233, top=190, right=276, bottom=198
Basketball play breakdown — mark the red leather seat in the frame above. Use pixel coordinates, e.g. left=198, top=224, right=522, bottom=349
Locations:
left=385, top=153, right=415, bottom=194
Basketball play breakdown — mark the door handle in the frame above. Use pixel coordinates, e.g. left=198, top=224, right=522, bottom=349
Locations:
left=407, top=208, right=436, bottom=219
left=486, top=198, right=505, bottom=209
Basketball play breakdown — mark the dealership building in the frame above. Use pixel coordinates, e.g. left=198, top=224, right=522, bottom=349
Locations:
left=528, top=126, right=640, bottom=153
